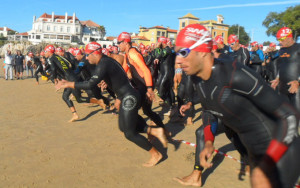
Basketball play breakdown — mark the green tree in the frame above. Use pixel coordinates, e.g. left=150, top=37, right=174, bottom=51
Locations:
left=262, top=5, right=300, bottom=39
left=98, top=25, right=106, bottom=38
left=228, top=24, right=250, bottom=45
left=263, top=41, right=271, bottom=46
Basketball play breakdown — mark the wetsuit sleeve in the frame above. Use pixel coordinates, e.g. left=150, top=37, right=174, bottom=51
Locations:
left=231, top=64, right=299, bottom=163
left=257, top=50, right=264, bottom=61
left=48, top=57, right=57, bottom=80
left=128, top=49, right=153, bottom=87
left=74, top=62, right=105, bottom=90
left=184, top=75, right=195, bottom=103
left=243, top=48, right=250, bottom=66
left=202, top=111, right=218, bottom=143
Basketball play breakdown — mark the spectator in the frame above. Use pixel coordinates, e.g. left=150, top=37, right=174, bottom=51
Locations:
left=4, top=49, right=13, bottom=80
left=14, top=50, right=25, bottom=79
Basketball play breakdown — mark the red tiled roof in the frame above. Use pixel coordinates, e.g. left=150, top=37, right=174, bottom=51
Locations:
left=0, top=27, right=13, bottom=31
left=39, top=13, right=79, bottom=21
left=167, top=28, right=177, bottom=33
left=132, top=36, right=149, bottom=41
left=80, top=20, right=100, bottom=27
left=106, top=36, right=116, bottom=41
left=17, top=32, right=28, bottom=36
left=149, top=26, right=167, bottom=29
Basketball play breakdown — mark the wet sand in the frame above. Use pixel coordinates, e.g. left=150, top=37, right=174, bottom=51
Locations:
left=0, top=63, right=250, bottom=187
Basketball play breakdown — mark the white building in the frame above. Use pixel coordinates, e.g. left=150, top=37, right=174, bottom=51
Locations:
left=28, top=12, right=82, bottom=45
left=80, top=20, right=104, bottom=44
left=0, top=27, right=15, bottom=37
left=26, top=12, right=104, bottom=45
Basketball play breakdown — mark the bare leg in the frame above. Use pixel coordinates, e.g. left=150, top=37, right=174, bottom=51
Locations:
left=174, top=170, right=202, bottom=187
left=68, top=107, right=79, bottom=122
left=185, top=117, right=193, bottom=126
left=147, top=127, right=168, bottom=148
left=90, top=98, right=106, bottom=109
left=142, top=147, right=163, bottom=167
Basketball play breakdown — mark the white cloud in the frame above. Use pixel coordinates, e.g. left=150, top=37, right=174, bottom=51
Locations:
left=168, top=1, right=300, bottom=11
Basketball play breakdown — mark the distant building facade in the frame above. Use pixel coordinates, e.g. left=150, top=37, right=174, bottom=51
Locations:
left=24, top=12, right=104, bottom=45
left=0, top=27, right=15, bottom=37
left=136, top=26, right=178, bottom=45
left=178, top=13, right=229, bottom=44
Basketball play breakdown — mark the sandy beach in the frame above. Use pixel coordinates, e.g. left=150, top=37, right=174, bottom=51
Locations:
left=0, top=62, right=250, bottom=187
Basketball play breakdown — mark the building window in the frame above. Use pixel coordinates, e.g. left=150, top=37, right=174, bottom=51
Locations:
left=50, top=35, right=56, bottom=39
left=182, top=22, right=185, bottom=28
left=67, top=27, right=70, bottom=32
left=214, top=32, right=216, bottom=37
left=152, top=32, right=154, bottom=36
left=222, top=33, right=224, bottom=37
left=65, top=36, right=70, bottom=40
left=84, top=37, right=87, bottom=41
left=162, top=32, right=165, bottom=37
left=76, top=27, right=79, bottom=33
left=44, top=34, right=49, bottom=39
left=57, top=35, right=63, bottom=40
left=157, top=31, right=161, bottom=36
left=53, top=26, right=56, bottom=31
left=38, top=25, right=41, bottom=31
left=60, top=26, right=63, bottom=32
left=47, top=25, right=50, bottom=31
left=36, top=35, right=41, bottom=39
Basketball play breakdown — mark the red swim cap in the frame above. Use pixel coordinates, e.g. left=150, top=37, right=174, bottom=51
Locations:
left=176, top=24, right=212, bottom=53
left=71, top=48, right=83, bottom=56
left=44, top=45, right=55, bottom=53
left=269, top=42, right=276, bottom=47
left=102, top=48, right=110, bottom=56
left=212, top=40, right=218, bottom=51
left=55, top=47, right=64, bottom=53
left=259, top=44, right=263, bottom=48
left=228, top=34, right=239, bottom=44
left=139, top=43, right=145, bottom=49
left=28, top=52, right=34, bottom=57
left=117, top=32, right=131, bottom=43
left=40, top=51, right=45, bottom=56
left=215, top=35, right=224, bottom=44
left=276, top=27, right=293, bottom=40
left=158, top=36, right=167, bottom=44
left=85, top=42, right=102, bottom=55
left=251, top=41, right=258, bottom=47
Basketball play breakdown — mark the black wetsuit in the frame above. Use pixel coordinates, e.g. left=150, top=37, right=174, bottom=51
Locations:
left=189, top=58, right=299, bottom=188
left=155, top=46, right=176, bottom=107
left=124, top=48, right=165, bottom=128
left=265, top=50, right=279, bottom=82
left=33, top=56, right=47, bottom=82
left=230, top=47, right=250, bottom=67
left=74, top=55, right=153, bottom=151
left=249, top=49, right=264, bottom=76
left=275, top=43, right=300, bottom=112
left=218, top=45, right=230, bottom=55
left=48, top=54, right=89, bottom=107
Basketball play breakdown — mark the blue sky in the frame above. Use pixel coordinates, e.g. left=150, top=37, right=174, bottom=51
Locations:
left=1, top=0, right=299, bottom=44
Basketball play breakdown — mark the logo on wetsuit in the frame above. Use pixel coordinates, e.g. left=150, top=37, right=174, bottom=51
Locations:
left=122, top=95, right=137, bottom=111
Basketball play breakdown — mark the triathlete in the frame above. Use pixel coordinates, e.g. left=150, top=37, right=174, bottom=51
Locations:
left=249, top=41, right=264, bottom=76
left=228, top=34, right=250, bottom=66
left=271, top=27, right=300, bottom=112
left=44, top=45, right=104, bottom=122
left=33, top=51, right=47, bottom=84
left=264, top=42, right=279, bottom=83
left=214, top=35, right=231, bottom=55
left=174, top=24, right=300, bottom=188
left=117, top=32, right=166, bottom=131
left=56, top=42, right=168, bottom=167
left=154, top=36, right=176, bottom=116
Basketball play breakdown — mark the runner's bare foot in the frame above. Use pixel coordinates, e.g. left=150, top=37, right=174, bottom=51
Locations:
left=68, top=114, right=79, bottom=122
left=173, top=170, right=202, bottom=186
left=142, top=148, right=162, bottom=167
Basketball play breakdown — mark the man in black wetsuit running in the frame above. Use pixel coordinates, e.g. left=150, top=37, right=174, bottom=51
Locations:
left=271, top=27, right=300, bottom=113
left=55, top=42, right=168, bottom=167
left=228, top=34, right=250, bottom=67
left=174, top=24, right=299, bottom=188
